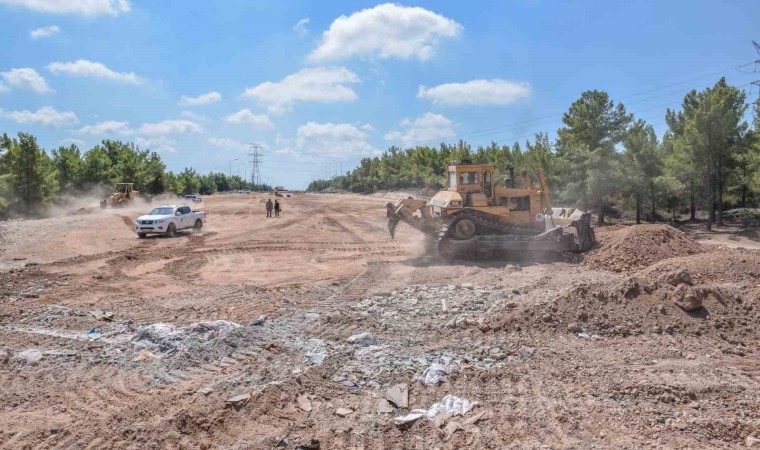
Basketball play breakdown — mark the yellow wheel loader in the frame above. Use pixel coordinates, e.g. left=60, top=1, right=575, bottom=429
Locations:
left=386, top=160, right=595, bottom=260
left=100, top=183, right=139, bottom=209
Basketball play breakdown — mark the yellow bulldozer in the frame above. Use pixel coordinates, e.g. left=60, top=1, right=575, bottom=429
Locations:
left=100, top=183, right=139, bottom=209
left=386, top=160, right=595, bottom=260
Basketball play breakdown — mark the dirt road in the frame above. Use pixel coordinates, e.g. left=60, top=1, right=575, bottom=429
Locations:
left=0, top=193, right=758, bottom=449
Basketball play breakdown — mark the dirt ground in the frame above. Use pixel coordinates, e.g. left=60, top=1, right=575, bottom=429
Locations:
left=0, top=193, right=758, bottom=449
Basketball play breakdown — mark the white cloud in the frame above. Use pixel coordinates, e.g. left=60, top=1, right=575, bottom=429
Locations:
left=47, top=59, right=143, bottom=84
left=0, top=83, right=8, bottom=92
left=0, top=106, right=78, bottom=127
left=418, top=79, right=531, bottom=106
left=241, top=67, right=359, bottom=115
left=29, top=25, right=60, bottom=39
left=0, top=0, right=131, bottom=16
left=78, top=120, right=132, bottom=135
left=136, top=119, right=202, bottom=136
left=208, top=137, right=248, bottom=151
left=179, top=91, right=221, bottom=106
left=310, top=3, right=462, bottom=62
left=0, top=68, right=52, bottom=93
left=293, top=17, right=309, bottom=36
left=289, top=122, right=375, bottom=158
left=135, top=136, right=177, bottom=154
left=384, top=112, right=455, bottom=148
left=224, top=109, right=274, bottom=130
left=180, top=110, right=208, bottom=121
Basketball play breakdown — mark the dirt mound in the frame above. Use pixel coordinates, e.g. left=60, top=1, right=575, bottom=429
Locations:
left=584, top=224, right=706, bottom=272
left=638, top=247, right=760, bottom=285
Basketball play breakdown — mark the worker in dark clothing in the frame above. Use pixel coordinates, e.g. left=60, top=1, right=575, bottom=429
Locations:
left=266, top=199, right=273, bottom=218
left=274, top=200, right=281, bottom=218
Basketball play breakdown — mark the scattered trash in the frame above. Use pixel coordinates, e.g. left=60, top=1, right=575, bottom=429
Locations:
left=250, top=314, right=266, bottom=326
left=133, top=348, right=158, bottom=362
left=15, top=349, right=44, bottom=364
left=225, top=393, right=250, bottom=409
left=415, top=363, right=459, bottom=386
left=335, top=407, right=353, bottom=417
left=386, top=383, right=409, bottom=408
left=88, top=327, right=102, bottom=340
left=346, top=332, right=378, bottom=346
left=89, top=310, right=114, bottom=321
left=376, top=398, right=394, bottom=414
left=297, top=394, right=312, bottom=412
left=395, top=395, right=479, bottom=427
left=394, top=412, right=425, bottom=426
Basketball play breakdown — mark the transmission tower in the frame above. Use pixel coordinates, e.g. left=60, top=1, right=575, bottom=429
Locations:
left=751, top=41, right=760, bottom=97
left=248, top=143, right=262, bottom=190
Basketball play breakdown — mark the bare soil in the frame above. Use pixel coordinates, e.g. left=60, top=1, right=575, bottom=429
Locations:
left=0, top=193, right=758, bottom=449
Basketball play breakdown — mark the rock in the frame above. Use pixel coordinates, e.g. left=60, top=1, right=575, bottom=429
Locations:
left=746, top=436, right=760, bottom=447
left=133, top=349, right=158, bottom=362
left=42, top=349, right=77, bottom=357
left=489, top=347, right=503, bottom=356
left=297, top=394, right=312, bottom=412
left=197, top=387, right=214, bottom=396
left=225, top=393, right=251, bottom=408
left=671, top=284, right=702, bottom=312
left=663, top=269, right=693, bottom=286
left=567, top=323, right=582, bottom=333
left=441, top=299, right=448, bottom=312
left=506, top=302, right=518, bottom=309
left=577, top=311, right=589, bottom=322
left=376, top=398, right=394, bottom=414
left=251, top=315, right=266, bottom=326
left=461, top=283, right=474, bottom=289
left=89, top=310, right=114, bottom=321
left=615, top=277, right=641, bottom=299
left=518, top=346, right=535, bottom=358
left=335, top=407, right=353, bottom=417
left=542, top=313, right=552, bottom=323
left=386, top=383, right=409, bottom=408
left=15, top=349, right=43, bottom=364
left=347, top=332, right=378, bottom=346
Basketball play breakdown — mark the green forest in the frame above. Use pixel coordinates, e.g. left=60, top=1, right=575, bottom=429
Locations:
left=0, top=135, right=269, bottom=218
left=309, top=79, right=760, bottom=229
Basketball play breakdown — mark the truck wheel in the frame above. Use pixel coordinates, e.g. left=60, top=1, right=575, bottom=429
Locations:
left=193, top=219, right=203, bottom=231
left=137, top=233, right=147, bottom=239
left=166, top=223, right=176, bottom=237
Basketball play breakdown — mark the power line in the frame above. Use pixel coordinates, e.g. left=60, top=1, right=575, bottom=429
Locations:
left=248, top=143, right=262, bottom=188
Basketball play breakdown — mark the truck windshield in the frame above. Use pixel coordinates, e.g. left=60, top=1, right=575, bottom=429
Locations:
left=149, top=207, right=174, bottom=215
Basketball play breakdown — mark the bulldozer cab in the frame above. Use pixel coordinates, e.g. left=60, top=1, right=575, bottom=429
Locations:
left=115, top=183, right=133, bottom=195
left=447, top=161, right=494, bottom=198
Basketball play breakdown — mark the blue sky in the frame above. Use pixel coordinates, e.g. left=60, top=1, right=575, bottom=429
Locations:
left=1, top=0, right=758, bottom=189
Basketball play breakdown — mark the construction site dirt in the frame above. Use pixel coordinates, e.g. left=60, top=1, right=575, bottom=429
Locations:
left=0, top=193, right=758, bottom=449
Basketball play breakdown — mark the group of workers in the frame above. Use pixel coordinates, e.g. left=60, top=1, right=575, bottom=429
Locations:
left=265, top=199, right=281, bottom=218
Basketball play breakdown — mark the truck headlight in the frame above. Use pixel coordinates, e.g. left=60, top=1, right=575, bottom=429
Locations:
left=156, top=219, right=165, bottom=224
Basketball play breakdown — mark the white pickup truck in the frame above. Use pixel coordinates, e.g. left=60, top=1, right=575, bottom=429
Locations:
left=134, top=204, right=206, bottom=238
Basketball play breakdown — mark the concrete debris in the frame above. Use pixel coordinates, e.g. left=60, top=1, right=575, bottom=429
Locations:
left=518, top=346, right=535, bottom=358
left=441, top=298, right=448, bottom=312
left=15, top=349, right=44, bottom=364
left=376, top=398, right=394, bottom=414
left=671, top=284, right=702, bottom=311
left=297, top=394, right=312, bottom=412
left=346, top=332, right=378, bottom=347
left=197, top=387, right=214, bottom=396
left=746, top=436, right=760, bottom=447
left=225, top=393, right=250, bottom=408
left=301, top=338, right=327, bottom=365
left=133, top=320, right=242, bottom=352
left=42, top=349, right=77, bottom=357
left=415, top=363, right=460, bottom=386
left=393, top=412, right=424, bottom=426
left=335, top=407, right=353, bottom=417
left=386, top=383, right=409, bottom=408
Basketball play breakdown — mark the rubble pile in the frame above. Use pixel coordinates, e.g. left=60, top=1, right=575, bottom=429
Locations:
left=584, top=224, right=706, bottom=272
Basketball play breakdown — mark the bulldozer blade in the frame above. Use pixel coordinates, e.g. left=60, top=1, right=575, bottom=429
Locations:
left=388, top=218, right=399, bottom=239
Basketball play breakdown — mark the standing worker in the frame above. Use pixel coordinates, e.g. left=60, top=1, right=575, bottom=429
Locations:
left=266, top=198, right=273, bottom=218
left=274, top=200, right=281, bottom=218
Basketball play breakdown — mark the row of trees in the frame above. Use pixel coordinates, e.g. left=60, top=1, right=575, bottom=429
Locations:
left=309, top=79, right=760, bottom=228
left=0, top=134, right=269, bottom=218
